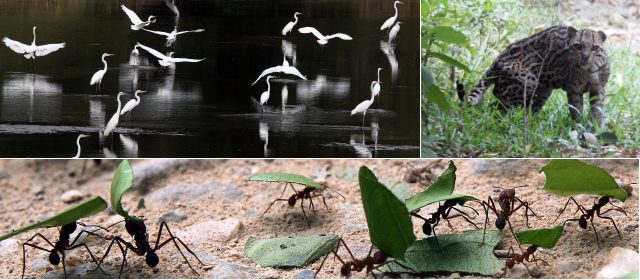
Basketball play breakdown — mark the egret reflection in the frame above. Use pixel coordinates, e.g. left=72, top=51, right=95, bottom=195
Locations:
left=380, top=41, right=398, bottom=82
left=1, top=73, right=62, bottom=122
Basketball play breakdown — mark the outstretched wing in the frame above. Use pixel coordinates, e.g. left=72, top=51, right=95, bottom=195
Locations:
left=252, top=66, right=284, bottom=85
left=177, top=29, right=205, bottom=35
left=136, top=43, right=167, bottom=60
left=283, top=66, right=307, bottom=80
left=35, top=43, right=65, bottom=56
left=2, top=37, right=29, bottom=54
left=170, top=57, right=205, bottom=63
left=121, top=4, right=143, bottom=25
left=298, top=27, right=324, bottom=40
left=142, top=28, right=170, bottom=36
left=326, top=33, right=353, bottom=41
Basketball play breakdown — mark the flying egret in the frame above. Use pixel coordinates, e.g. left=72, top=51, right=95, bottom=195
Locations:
left=381, top=1, right=404, bottom=31
left=282, top=12, right=302, bottom=36
left=252, top=53, right=306, bottom=85
left=298, top=27, right=352, bottom=45
left=164, top=0, right=180, bottom=16
left=121, top=4, right=156, bottom=30
left=372, top=67, right=382, bottom=97
left=90, top=53, right=114, bottom=92
left=143, top=27, right=205, bottom=47
left=130, top=45, right=139, bottom=65
left=2, top=26, right=65, bottom=68
left=120, top=90, right=146, bottom=116
left=103, top=92, right=128, bottom=137
left=136, top=42, right=205, bottom=69
left=388, top=22, right=401, bottom=43
left=72, top=134, right=90, bottom=158
left=260, top=76, right=276, bottom=112
left=351, top=83, right=377, bottom=126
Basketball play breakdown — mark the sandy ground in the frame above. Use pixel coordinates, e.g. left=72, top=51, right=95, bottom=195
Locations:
left=0, top=159, right=637, bottom=279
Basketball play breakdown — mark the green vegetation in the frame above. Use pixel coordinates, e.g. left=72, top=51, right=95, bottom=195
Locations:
left=540, top=159, right=629, bottom=201
left=245, top=235, right=339, bottom=268
left=422, top=0, right=640, bottom=157
left=515, top=225, right=564, bottom=248
left=110, top=160, right=142, bottom=221
left=249, top=172, right=326, bottom=189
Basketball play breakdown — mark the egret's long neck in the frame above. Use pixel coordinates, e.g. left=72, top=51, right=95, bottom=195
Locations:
left=394, top=2, right=400, bottom=18
left=116, top=95, right=123, bottom=114
left=377, top=69, right=381, bottom=82
left=266, top=79, right=272, bottom=92
left=293, top=14, right=299, bottom=24
left=135, top=92, right=141, bottom=102
left=32, top=28, right=36, bottom=45
left=102, top=56, right=108, bottom=71
left=74, top=137, right=82, bottom=158
left=369, top=92, right=376, bottom=102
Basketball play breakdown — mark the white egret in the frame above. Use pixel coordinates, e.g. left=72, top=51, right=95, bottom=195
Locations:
left=252, top=54, right=306, bottom=85
left=164, top=0, right=180, bottom=16
left=282, top=12, right=302, bottom=36
left=260, top=76, right=276, bottom=112
left=298, top=27, right=352, bottom=45
left=121, top=4, right=156, bottom=30
left=103, top=92, right=128, bottom=137
left=143, top=27, right=205, bottom=47
left=381, top=1, right=404, bottom=31
left=351, top=83, right=377, bottom=126
left=2, top=26, right=65, bottom=64
left=120, top=90, right=146, bottom=116
left=372, top=67, right=382, bottom=97
left=130, top=45, right=139, bottom=65
left=136, top=42, right=205, bottom=68
left=90, top=53, right=114, bottom=92
left=389, top=22, right=401, bottom=43
left=72, top=134, right=90, bottom=158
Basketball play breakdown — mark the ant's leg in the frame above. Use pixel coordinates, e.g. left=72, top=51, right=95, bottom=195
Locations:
left=431, top=219, right=444, bottom=255
left=277, top=183, right=288, bottom=199
left=299, top=197, right=311, bottom=227
left=154, top=222, right=206, bottom=274
left=463, top=204, right=480, bottom=217
left=66, top=241, right=108, bottom=275
left=506, top=219, right=523, bottom=251
left=97, top=237, right=131, bottom=277
left=287, top=182, right=298, bottom=195
left=308, top=195, right=317, bottom=214
left=597, top=212, right=623, bottom=238
left=511, top=198, right=535, bottom=227
left=527, top=252, right=549, bottom=267
left=606, top=201, right=628, bottom=216
left=22, top=239, right=54, bottom=279
left=445, top=206, right=480, bottom=229
left=67, top=229, right=107, bottom=248
left=589, top=217, right=601, bottom=249
left=481, top=201, right=490, bottom=243
left=310, top=193, right=330, bottom=213
left=553, top=198, right=574, bottom=223
left=62, top=251, right=68, bottom=278
left=600, top=206, right=628, bottom=217
left=258, top=199, right=289, bottom=221
left=314, top=249, right=345, bottom=279
left=410, top=212, right=428, bottom=221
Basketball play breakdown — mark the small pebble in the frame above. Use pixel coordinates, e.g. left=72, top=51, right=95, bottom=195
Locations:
left=157, top=210, right=188, bottom=224
left=450, top=272, right=461, bottom=278
left=60, top=190, right=85, bottom=203
left=177, top=218, right=242, bottom=244
left=294, top=269, right=316, bottom=279
left=596, top=247, right=639, bottom=278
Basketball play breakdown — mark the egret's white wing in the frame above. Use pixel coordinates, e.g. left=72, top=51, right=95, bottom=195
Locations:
left=90, top=70, right=104, bottom=85
left=136, top=43, right=167, bottom=60
left=35, top=43, right=65, bottom=56
left=121, top=4, right=143, bottom=25
left=142, top=28, right=171, bottom=36
left=120, top=100, right=137, bottom=115
left=252, top=66, right=284, bottom=85
left=351, top=100, right=372, bottom=115
left=282, top=22, right=295, bottom=36
left=176, top=29, right=205, bottom=35
left=283, top=66, right=307, bottom=80
left=2, top=37, right=29, bottom=54
left=326, top=33, right=352, bottom=41
left=169, top=57, right=205, bottom=63
left=298, top=27, right=325, bottom=40
left=381, top=17, right=395, bottom=30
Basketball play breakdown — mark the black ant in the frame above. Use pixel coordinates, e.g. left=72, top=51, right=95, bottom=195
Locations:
left=504, top=245, right=549, bottom=276
left=21, top=222, right=109, bottom=278
left=553, top=196, right=627, bottom=247
left=481, top=186, right=537, bottom=243
left=97, top=218, right=205, bottom=278
left=410, top=198, right=479, bottom=252
left=259, top=182, right=345, bottom=226
left=314, top=238, right=413, bottom=279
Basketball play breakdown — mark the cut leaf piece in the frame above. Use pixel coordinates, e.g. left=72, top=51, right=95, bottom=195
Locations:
left=0, top=196, right=107, bottom=241
left=249, top=172, right=326, bottom=189
left=407, top=194, right=479, bottom=213
left=539, top=159, right=628, bottom=201
left=406, top=161, right=467, bottom=212
left=382, top=229, right=504, bottom=276
left=110, top=160, right=142, bottom=221
left=359, top=166, right=415, bottom=261
left=244, top=235, right=339, bottom=268
left=515, top=225, right=564, bottom=248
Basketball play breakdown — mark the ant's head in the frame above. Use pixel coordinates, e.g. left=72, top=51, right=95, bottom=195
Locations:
left=598, top=196, right=610, bottom=205
left=506, top=259, right=515, bottom=269
left=372, top=250, right=388, bottom=264
left=49, top=251, right=60, bottom=265
left=495, top=217, right=506, bottom=230
left=125, top=219, right=146, bottom=236
left=443, top=199, right=458, bottom=208
left=422, top=222, right=432, bottom=236
left=340, top=261, right=353, bottom=276
left=288, top=195, right=297, bottom=206
left=146, top=252, right=160, bottom=267
left=60, top=222, right=77, bottom=236
left=578, top=217, right=587, bottom=229
left=526, top=246, right=538, bottom=255
left=499, top=189, right=516, bottom=200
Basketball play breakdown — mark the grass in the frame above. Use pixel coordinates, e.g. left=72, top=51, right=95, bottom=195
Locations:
left=422, top=0, right=640, bottom=157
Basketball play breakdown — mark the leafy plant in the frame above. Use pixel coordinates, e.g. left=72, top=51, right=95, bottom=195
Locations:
left=359, top=166, right=415, bottom=261
left=515, top=225, right=564, bottom=248
left=539, top=159, right=629, bottom=201
left=244, top=235, right=339, bottom=268
left=249, top=172, right=326, bottom=190
left=110, top=160, right=142, bottom=221
left=0, top=196, right=107, bottom=241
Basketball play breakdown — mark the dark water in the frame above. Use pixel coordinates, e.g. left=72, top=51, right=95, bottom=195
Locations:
left=0, top=0, right=420, bottom=158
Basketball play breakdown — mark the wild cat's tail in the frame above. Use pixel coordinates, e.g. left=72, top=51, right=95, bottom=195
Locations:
left=457, top=70, right=495, bottom=104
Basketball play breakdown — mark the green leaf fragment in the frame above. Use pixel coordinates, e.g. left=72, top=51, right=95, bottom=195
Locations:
left=515, top=225, right=564, bottom=248
left=0, top=196, right=107, bottom=241
left=111, top=160, right=142, bottom=221
left=539, top=159, right=628, bottom=201
left=359, top=166, right=415, bottom=261
left=249, top=172, right=326, bottom=190
left=244, top=235, right=339, bottom=268
left=382, top=229, right=504, bottom=276
left=406, top=161, right=468, bottom=212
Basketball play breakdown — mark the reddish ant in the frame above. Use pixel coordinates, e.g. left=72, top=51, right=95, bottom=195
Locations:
left=410, top=198, right=479, bottom=252
left=259, top=182, right=345, bottom=226
left=97, top=218, right=205, bottom=278
left=553, top=196, right=627, bottom=247
left=481, top=186, right=537, bottom=244
left=313, top=238, right=413, bottom=279
left=504, top=245, right=549, bottom=276
left=21, top=222, right=109, bottom=278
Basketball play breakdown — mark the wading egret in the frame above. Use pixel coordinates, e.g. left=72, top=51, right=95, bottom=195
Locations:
left=260, top=76, right=276, bottom=111
left=120, top=90, right=146, bottom=116
left=136, top=43, right=205, bottom=68
left=130, top=45, right=139, bottom=65
left=164, top=0, right=180, bottom=16
left=252, top=54, right=306, bottom=85
left=72, top=134, right=90, bottom=158
left=389, top=22, right=401, bottom=43
left=372, top=67, right=382, bottom=97
left=282, top=12, right=302, bottom=36
left=90, top=53, right=114, bottom=92
left=381, top=1, right=404, bottom=31
left=121, top=4, right=156, bottom=30
left=143, top=27, right=205, bottom=47
left=2, top=26, right=65, bottom=63
left=298, top=27, right=352, bottom=45
left=103, top=92, right=128, bottom=137
left=351, top=83, right=377, bottom=126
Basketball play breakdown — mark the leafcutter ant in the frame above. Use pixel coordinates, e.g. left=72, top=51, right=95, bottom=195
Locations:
left=504, top=245, right=548, bottom=276
left=410, top=198, right=479, bottom=252
left=481, top=186, right=537, bottom=244
left=553, top=196, right=627, bottom=247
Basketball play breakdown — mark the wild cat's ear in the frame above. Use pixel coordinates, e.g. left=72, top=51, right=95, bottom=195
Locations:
left=597, top=30, right=607, bottom=42
left=567, top=26, right=578, bottom=38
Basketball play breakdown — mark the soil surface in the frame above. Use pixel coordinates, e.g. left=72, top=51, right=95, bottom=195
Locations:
left=0, top=159, right=637, bottom=279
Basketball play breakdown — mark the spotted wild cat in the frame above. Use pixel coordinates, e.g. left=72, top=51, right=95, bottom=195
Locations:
left=458, top=25, right=610, bottom=124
